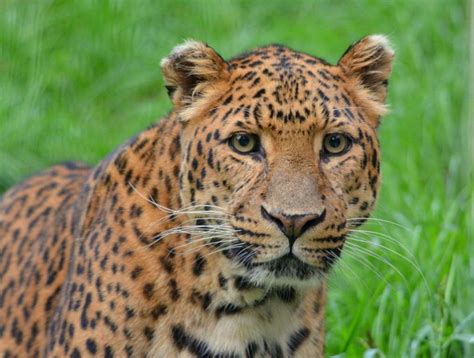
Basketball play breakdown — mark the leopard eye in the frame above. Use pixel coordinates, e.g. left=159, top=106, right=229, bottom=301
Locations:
left=323, top=133, right=351, bottom=155
left=229, top=133, right=259, bottom=154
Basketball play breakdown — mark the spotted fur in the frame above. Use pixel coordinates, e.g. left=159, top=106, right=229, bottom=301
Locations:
left=0, top=35, right=394, bottom=357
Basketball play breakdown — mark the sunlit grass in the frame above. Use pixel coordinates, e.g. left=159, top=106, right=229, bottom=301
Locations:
left=0, top=0, right=471, bottom=356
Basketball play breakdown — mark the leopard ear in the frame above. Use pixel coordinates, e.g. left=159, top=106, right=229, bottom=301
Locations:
left=160, top=41, right=230, bottom=114
left=338, top=35, right=394, bottom=120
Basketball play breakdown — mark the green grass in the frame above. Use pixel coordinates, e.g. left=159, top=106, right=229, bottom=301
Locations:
left=0, top=0, right=471, bottom=356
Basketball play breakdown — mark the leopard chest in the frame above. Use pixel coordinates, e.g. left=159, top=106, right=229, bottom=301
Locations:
left=147, top=281, right=326, bottom=357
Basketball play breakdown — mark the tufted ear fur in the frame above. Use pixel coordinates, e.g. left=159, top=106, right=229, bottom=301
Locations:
left=338, top=35, right=394, bottom=122
left=160, top=41, right=230, bottom=120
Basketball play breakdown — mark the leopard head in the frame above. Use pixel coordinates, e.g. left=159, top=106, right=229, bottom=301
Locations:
left=161, top=35, right=394, bottom=288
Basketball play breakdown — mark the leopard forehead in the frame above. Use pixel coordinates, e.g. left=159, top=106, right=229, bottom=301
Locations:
left=199, top=45, right=357, bottom=130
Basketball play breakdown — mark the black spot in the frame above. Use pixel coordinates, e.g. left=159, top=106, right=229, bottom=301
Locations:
left=104, top=345, right=114, bottom=358
left=171, top=324, right=188, bottom=350
left=70, top=348, right=81, bottom=358
left=223, top=95, right=233, bottom=105
left=10, top=317, right=23, bottom=344
left=360, top=201, right=369, bottom=211
left=317, top=89, right=329, bottom=101
left=86, top=338, right=97, bottom=354
left=149, top=187, right=159, bottom=205
left=253, top=89, right=266, bottom=98
left=264, top=342, right=284, bottom=358
left=250, top=77, right=261, bottom=88
left=218, top=273, right=228, bottom=289
left=196, top=140, right=202, bottom=155
left=245, top=341, right=259, bottom=358
left=341, top=93, right=351, bottom=106
left=207, top=149, right=214, bottom=168
left=144, top=326, right=154, bottom=341
left=80, top=292, right=92, bottom=329
left=275, top=287, right=296, bottom=303
left=99, top=254, right=109, bottom=270
left=168, top=279, right=180, bottom=300
left=129, top=204, right=143, bottom=218
left=171, top=324, right=214, bottom=356
left=192, top=253, right=206, bottom=276
left=143, top=283, right=154, bottom=300
left=151, top=304, right=168, bottom=320
left=215, top=303, right=242, bottom=318
left=125, top=306, right=135, bottom=320
left=160, top=255, right=174, bottom=274
left=125, top=345, right=133, bottom=357
left=130, top=266, right=143, bottom=280
left=221, top=108, right=233, bottom=122
left=349, top=197, right=359, bottom=205
left=201, top=292, right=212, bottom=311
left=104, top=316, right=118, bottom=333
left=249, top=60, right=263, bottom=67
left=68, top=323, right=75, bottom=338
left=234, top=276, right=254, bottom=290
left=288, top=327, right=310, bottom=353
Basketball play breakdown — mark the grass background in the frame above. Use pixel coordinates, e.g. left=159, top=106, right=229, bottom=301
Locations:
left=0, top=0, right=471, bottom=356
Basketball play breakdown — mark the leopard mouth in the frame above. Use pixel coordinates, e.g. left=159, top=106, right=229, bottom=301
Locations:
left=224, top=231, right=345, bottom=282
left=252, top=242, right=345, bottom=281
left=261, top=253, right=318, bottom=280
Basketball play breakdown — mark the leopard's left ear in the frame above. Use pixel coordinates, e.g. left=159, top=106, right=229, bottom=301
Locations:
left=160, top=41, right=230, bottom=119
left=338, top=35, right=394, bottom=120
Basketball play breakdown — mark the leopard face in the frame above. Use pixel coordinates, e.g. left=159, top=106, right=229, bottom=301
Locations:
left=162, top=36, right=393, bottom=288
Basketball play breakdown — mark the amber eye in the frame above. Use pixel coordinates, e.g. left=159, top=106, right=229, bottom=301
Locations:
left=323, top=133, right=351, bottom=155
left=229, top=133, right=259, bottom=154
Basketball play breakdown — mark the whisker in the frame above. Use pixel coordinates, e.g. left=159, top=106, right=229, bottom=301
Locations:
left=203, top=244, right=247, bottom=258
left=349, top=229, right=417, bottom=261
left=347, top=234, right=430, bottom=292
left=179, top=240, right=245, bottom=258
left=130, top=182, right=231, bottom=216
left=172, top=235, right=235, bottom=251
left=344, top=241, right=409, bottom=286
left=141, top=213, right=232, bottom=238
left=348, top=235, right=421, bottom=272
left=347, top=216, right=412, bottom=231
left=340, top=249, right=387, bottom=284
left=148, top=230, right=235, bottom=247
left=330, top=250, right=366, bottom=287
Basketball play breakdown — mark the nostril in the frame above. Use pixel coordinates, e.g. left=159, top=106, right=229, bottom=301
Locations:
left=299, top=209, right=326, bottom=237
left=261, top=206, right=286, bottom=234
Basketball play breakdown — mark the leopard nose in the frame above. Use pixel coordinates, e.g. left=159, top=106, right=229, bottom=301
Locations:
left=261, top=206, right=327, bottom=247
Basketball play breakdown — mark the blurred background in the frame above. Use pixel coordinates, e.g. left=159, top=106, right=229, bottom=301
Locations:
left=0, top=0, right=471, bottom=356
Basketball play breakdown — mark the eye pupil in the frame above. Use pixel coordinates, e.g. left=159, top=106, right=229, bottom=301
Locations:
left=237, top=135, right=250, bottom=147
left=328, top=135, right=341, bottom=148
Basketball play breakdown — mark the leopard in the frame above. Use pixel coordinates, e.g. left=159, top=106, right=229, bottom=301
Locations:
left=0, top=34, right=394, bottom=357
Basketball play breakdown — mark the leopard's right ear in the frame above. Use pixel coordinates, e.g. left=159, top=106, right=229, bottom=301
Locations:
left=338, top=35, right=394, bottom=122
left=160, top=41, right=230, bottom=116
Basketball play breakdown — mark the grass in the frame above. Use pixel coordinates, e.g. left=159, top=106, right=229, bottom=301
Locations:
left=0, top=0, right=471, bottom=356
